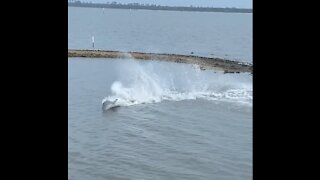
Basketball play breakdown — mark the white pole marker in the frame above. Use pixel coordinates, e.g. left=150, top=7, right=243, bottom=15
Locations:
left=92, top=36, right=95, bottom=49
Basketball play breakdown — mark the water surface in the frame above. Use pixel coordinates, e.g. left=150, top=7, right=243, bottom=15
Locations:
left=68, top=7, right=252, bottom=62
left=68, top=58, right=252, bottom=179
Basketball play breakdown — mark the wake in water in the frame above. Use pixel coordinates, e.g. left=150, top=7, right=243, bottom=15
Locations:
left=102, top=57, right=252, bottom=108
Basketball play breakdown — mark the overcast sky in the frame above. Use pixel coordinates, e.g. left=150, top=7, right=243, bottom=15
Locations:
left=80, top=0, right=252, bottom=8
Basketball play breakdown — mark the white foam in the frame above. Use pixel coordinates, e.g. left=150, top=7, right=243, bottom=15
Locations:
left=102, top=58, right=252, bottom=107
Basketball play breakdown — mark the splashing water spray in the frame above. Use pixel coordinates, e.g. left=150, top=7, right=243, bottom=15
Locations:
left=101, top=56, right=252, bottom=110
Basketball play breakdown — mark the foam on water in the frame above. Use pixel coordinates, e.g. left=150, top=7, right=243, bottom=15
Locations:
left=102, top=58, right=252, bottom=107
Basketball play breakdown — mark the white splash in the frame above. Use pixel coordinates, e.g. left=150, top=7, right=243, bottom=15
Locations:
left=102, top=58, right=252, bottom=107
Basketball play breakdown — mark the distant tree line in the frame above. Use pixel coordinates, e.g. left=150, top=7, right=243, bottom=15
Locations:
left=68, top=1, right=252, bottom=13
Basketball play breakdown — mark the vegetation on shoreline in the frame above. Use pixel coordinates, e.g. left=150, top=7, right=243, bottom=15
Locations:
left=68, top=1, right=252, bottom=13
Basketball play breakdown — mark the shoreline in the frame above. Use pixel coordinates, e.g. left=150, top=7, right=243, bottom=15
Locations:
left=68, top=49, right=252, bottom=74
left=68, top=3, right=252, bottom=14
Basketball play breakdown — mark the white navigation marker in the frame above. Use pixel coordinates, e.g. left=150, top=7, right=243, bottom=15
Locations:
left=92, top=36, right=95, bottom=49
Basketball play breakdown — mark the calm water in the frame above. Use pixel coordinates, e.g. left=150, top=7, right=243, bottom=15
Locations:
left=68, top=7, right=252, bottom=180
left=68, top=7, right=252, bottom=62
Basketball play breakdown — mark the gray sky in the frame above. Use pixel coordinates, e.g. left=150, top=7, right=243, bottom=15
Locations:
left=81, top=0, right=252, bottom=8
